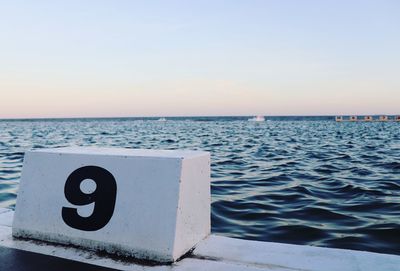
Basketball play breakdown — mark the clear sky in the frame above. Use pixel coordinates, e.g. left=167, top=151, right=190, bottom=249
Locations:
left=1, top=0, right=399, bottom=118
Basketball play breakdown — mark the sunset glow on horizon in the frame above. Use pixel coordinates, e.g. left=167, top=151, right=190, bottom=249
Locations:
left=1, top=1, right=399, bottom=119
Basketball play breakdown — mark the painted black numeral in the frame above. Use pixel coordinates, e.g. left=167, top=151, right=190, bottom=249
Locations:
left=62, top=166, right=117, bottom=231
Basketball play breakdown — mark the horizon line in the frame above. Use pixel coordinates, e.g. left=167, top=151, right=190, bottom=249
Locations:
left=1, top=114, right=399, bottom=121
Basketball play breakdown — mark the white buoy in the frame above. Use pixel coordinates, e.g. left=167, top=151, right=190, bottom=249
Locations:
left=248, top=116, right=265, bottom=122
left=12, top=147, right=211, bottom=263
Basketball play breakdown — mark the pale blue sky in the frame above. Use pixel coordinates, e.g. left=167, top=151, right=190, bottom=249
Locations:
left=1, top=0, right=399, bottom=118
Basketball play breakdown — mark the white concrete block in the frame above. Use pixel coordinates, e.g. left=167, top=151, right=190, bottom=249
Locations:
left=12, top=147, right=210, bottom=262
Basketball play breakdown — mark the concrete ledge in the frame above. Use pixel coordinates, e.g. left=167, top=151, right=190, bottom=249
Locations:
left=194, top=235, right=400, bottom=271
left=0, top=208, right=13, bottom=227
left=0, top=246, right=118, bottom=271
left=0, top=208, right=12, bottom=215
left=1, top=209, right=400, bottom=271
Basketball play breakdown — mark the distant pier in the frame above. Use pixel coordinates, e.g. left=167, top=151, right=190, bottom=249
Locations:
left=335, top=115, right=400, bottom=122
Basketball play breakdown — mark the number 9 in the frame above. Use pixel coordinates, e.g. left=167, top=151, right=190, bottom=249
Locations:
left=62, top=166, right=117, bottom=231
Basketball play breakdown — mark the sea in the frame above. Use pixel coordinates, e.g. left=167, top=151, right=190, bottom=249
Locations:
left=0, top=116, right=399, bottom=255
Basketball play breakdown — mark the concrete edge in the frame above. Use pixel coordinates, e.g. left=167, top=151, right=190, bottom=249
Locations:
left=0, top=208, right=12, bottom=215
left=1, top=209, right=400, bottom=271
left=193, top=235, right=400, bottom=271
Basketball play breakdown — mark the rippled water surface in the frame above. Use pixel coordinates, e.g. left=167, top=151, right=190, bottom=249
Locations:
left=0, top=117, right=399, bottom=255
